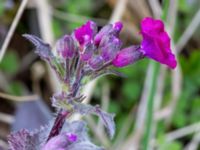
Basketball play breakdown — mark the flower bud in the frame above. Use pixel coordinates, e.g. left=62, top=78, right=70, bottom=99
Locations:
left=80, top=42, right=96, bottom=61
left=66, top=133, right=77, bottom=142
left=94, top=21, right=123, bottom=45
left=88, top=56, right=104, bottom=70
left=56, top=35, right=76, bottom=59
left=94, top=24, right=112, bottom=45
left=100, top=35, right=122, bottom=62
left=112, top=46, right=144, bottom=67
left=113, top=21, right=123, bottom=33
left=74, top=21, right=97, bottom=46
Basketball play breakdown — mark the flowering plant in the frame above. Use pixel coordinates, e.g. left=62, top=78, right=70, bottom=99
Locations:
left=8, top=17, right=176, bottom=150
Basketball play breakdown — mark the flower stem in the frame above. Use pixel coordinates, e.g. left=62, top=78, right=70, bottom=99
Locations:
left=46, top=109, right=71, bottom=142
left=142, top=61, right=160, bottom=150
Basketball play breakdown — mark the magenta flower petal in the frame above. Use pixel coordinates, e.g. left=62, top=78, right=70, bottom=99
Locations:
left=140, top=17, right=177, bottom=69
left=74, top=20, right=97, bottom=46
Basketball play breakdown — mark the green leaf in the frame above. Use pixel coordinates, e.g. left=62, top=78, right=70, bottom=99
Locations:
left=0, top=0, right=5, bottom=16
left=157, top=135, right=183, bottom=150
left=122, top=81, right=140, bottom=101
left=7, top=81, right=24, bottom=96
left=0, top=51, right=20, bottom=74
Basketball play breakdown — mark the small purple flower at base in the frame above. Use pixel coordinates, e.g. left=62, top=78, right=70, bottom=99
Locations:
left=112, top=46, right=144, bottom=67
left=113, top=22, right=123, bottom=32
left=66, top=133, right=77, bottom=142
left=42, top=133, right=77, bottom=150
left=56, top=35, right=76, bottom=59
left=74, top=21, right=97, bottom=46
left=42, top=134, right=69, bottom=150
left=140, top=17, right=177, bottom=69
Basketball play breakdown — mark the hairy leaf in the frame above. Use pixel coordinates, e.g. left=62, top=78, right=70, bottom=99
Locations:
left=73, top=103, right=116, bottom=139
left=23, top=34, right=53, bottom=60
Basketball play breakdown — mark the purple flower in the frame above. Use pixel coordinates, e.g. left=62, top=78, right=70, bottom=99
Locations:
left=56, top=35, right=76, bottom=58
left=112, top=46, right=144, bottom=67
left=140, top=17, right=177, bottom=69
left=74, top=21, right=97, bottom=46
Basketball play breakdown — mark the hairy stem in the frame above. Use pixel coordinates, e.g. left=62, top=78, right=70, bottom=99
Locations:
left=47, top=109, right=71, bottom=141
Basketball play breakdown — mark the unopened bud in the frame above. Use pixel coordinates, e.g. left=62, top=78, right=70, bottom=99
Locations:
left=94, top=21, right=123, bottom=45
left=80, top=42, right=96, bottom=61
left=56, top=35, right=76, bottom=59
left=112, top=46, right=144, bottom=67
left=100, top=36, right=122, bottom=62
left=88, top=56, right=104, bottom=70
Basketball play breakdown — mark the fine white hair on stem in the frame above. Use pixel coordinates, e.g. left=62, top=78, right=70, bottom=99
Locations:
left=0, top=0, right=29, bottom=62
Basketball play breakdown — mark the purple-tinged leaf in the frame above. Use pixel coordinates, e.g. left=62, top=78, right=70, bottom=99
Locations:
left=8, top=120, right=54, bottom=150
left=73, top=103, right=115, bottom=139
left=8, top=129, right=31, bottom=150
left=23, top=34, right=53, bottom=60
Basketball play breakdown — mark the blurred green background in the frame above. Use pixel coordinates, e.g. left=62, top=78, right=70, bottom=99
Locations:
left=0, top=0, right=200, bottom=150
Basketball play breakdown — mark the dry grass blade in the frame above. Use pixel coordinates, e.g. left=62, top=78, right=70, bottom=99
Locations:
left=176, top=8, right=200, bottom=52
left=52, top=9, right=107, bottom=26
left=0, top=0, right=29, bottom=62
left=166, top=122, right=200, bottom=142
left=184, top=132, right=200, bottom=150
left=0, top=112, right=14, bottom=124
left=0, top=92, right=38, bottom=102
left=109, top=0, right=128, bottom=23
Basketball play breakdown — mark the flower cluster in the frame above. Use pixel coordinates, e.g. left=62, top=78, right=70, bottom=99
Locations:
left=8, top=17, right=177, bottom=150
